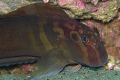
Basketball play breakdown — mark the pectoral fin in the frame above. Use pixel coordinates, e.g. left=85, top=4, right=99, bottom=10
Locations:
left=64, top=64, right=82, bottom=72
left=29, top=48, right=74, bottom=80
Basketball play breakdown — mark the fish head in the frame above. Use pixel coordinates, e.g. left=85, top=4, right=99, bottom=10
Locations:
left=67, top=23, right=108, bottom=67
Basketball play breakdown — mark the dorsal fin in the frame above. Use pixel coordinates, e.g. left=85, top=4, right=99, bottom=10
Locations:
left=92, top=27, right=100, bottom=36
left=0, top=3, right=69, bottom=18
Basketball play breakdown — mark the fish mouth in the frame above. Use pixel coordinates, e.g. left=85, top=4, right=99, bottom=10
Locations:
left=97, top=43, right=108, bottom=66
left=84, top=43, right=108, bottom=67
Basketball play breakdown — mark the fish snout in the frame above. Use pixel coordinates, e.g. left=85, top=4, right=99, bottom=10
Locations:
left=83, top=43, right=108, bottom=67
left=97, top=43, right=108, bottom=66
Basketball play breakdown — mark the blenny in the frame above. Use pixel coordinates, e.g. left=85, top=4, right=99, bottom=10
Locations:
left=0, top=3, right=108, bottom=80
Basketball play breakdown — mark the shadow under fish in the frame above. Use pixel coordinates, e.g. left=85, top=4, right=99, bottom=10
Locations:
left=0, top=3, right=108, bottom=80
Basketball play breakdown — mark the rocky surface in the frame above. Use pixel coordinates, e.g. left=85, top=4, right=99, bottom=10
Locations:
left=0, top=66, right=120, bottom=80
left=49, top=0, right=118, bottom=22
left=0, top=0, right=119, bottom=22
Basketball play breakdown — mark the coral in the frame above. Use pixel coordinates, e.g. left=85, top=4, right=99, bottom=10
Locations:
left=22, top=64, right=35, bottom=76
left=0, top=69, right=9, bottom=75
left=116, top=38, right=120, bottom=47
left=58, top=0, right=85, bottom=9
left=0, top=0, right=119, bottom=22
left=82, top=0, right=92, bottom=3
left=0, top=1, right=11, bottom=15
left=48, top=0, right=118, bottom=22
left=0, top=63, right=35, bottom=77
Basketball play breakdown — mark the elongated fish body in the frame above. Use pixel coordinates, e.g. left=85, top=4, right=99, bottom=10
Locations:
left=0, top=3, right=108, bottom=80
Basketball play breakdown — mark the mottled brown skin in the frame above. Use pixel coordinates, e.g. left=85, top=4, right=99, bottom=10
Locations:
left=0, top=3, right=108, bottom=80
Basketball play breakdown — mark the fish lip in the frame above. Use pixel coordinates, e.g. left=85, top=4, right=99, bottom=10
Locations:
left=94, top=43, right=108, bottom=67
left=85, top=43, right=108, bottom=67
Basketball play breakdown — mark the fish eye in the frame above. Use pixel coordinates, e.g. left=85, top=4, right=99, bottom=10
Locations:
left=82, top=36, right=89, bottom=43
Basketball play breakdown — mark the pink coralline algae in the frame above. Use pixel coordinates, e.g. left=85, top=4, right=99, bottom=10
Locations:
left=82, top=0, right=92, bottom=3
left=83, top=0, right=99, bottom=5
left=43, top=0, right=49, bottom=3
left=59, top=0, right=85, bottom=9
left=56, top=0, right=103, bottom=9
left=90, top=5, right=107, bottom=12
left=116, top=38, right=120, bottom=47
left=44, top=0, right=117, bottom=23
left=58, top=0, right=99, bottom=7
left=86, top=1, right=108, bottom=12
left=22, top=64, right=34, bottom=75
left=92, top=0, right=99, bottom=5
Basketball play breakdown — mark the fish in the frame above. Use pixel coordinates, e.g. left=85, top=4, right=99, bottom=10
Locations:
left=0, top=3, right=108, bottom=80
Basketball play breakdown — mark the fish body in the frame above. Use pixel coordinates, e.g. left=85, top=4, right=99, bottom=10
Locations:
left=0, top=3, right=108, bottom=80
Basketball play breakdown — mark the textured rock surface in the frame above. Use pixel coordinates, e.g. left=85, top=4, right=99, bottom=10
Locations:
left=52, top=0, right=118, bottom=22
left=0, top=0, right=119, bottom=22
left=0, top=66, right=120, bottom=80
